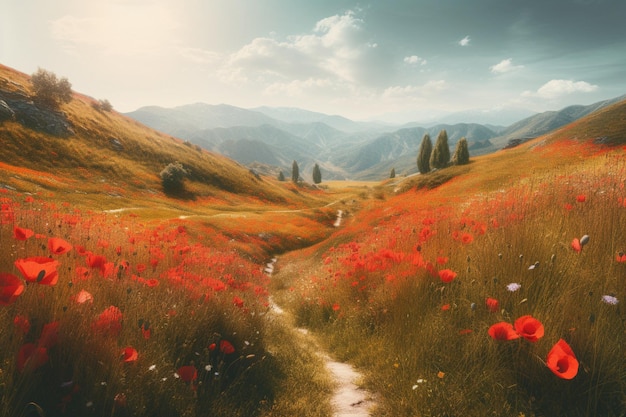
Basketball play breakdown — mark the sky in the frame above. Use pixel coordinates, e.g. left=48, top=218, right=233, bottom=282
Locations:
left=2, top=0, right=626, bottom=123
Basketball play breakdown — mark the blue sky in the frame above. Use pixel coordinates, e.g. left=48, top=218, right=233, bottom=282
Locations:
left=2, top=0, right=625, bottom=123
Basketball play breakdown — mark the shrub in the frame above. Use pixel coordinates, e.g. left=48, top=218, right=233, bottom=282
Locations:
left=389, top=168, right=396, bottom=179
left=291, top=161, right=299, bottom=183
left=160, top=161, right=188, bottom=193
left=92, top=99, right=113, bottom=112
left=30, top=68, right=72, bottom=109
left=277, top=171, right=285, bottom=181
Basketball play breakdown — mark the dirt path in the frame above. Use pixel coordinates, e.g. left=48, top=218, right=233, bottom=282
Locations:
left=266, top=258, right=375, bottom=416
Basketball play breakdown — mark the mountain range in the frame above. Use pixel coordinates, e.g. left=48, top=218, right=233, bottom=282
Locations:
left=126, top=96, right=626, bottom=181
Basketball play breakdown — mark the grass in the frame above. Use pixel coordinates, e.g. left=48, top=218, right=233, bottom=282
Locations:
left=2, top=62, right=626, bottom=416
left=273, top=143, right=626, bottom=416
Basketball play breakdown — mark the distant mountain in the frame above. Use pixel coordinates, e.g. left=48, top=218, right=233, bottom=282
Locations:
left=124, top=96, right=626, bottom=180
left=486, top=95, right=626, bottom=152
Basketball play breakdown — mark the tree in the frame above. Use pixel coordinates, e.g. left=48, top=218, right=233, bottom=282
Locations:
left=160, top=161, right=188, bottom=193
left=312, top=163, right=322, bottom=184
left=417, top=133, right=432, bottom=174
left=277, top=171, right=285, bottom=181
left=452, top=137, right=470, bottom=165
left=291, top=160, right=299, bottom=183
left=30, top=68, right=72, bottom=109
left=389, top=167, right=396, bottom=179
left=430, top=129, right=450, bottom=170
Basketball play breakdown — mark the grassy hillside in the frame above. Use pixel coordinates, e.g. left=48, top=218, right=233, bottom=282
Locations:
left=272, top=97, right=626, bottom=416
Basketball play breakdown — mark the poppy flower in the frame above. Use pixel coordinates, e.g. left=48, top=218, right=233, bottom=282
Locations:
left=17, top=343, right=48, bottom=372
left=232, top=296, right=244, bottom=308
left=461, top=233, right=474, bottom=244
left=48, top=237, right=73, bottom=255
left=514, top=315, right=544, bottom=343
left=438, top=269, right=457, bottom=283
left=14, top=257, right=60, bottom=286
left=0, top=272, right=25, bottom=305
left=332, top=303, right=341, bottom=311
left=488, top=322, right=520, bottom=341
left=177, top=365, right=197, bottom=382
left=86, top=253, right=108, bottom=273
left=145, top=278, right=159, bottom=288
left=39, top=321, right=60, bottom=348
left=546, top=339, right=579, bottom=380
left=616, top=252, right=626, bottom=263
left=571, top=238, right=582, bottom=253
left=13, top=226, right=34, bottom=240
left=220, top=340, right=235, bottom=354
left=73, top=289, right=94, bottom=304
left=486, top=298, right=500, bottom=313
left=441, top=304, right=451, bottom=311
left=14, top=315, right=30, bottom=335
left=576, top=195, right=586, bottom=203
left=92, top=306, right=123, bottom=336
left=121, top=347, right=138, bottom=362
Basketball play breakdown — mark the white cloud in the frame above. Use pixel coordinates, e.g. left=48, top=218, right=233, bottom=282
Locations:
left=522, top=79, right=598, bottom=99
left=221, top=10, right=389, bottom=89
left=404, top=55, right=427, bottom=65
left=458, top=35, right=471, bottom=46
left=179, top=47, right=221, bottom=64
left=490, top=58, right=523, bottom=74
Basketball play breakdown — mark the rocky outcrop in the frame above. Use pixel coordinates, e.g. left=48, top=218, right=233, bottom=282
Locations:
left=0, top=90, right=74, bottom=137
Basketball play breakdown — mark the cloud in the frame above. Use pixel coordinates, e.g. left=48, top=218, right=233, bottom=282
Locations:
left=522, top=79, right=598, bottom=99
left=178, top=47, right=222, bottom=65
left=404, top=55, right=427, bottom=65
left=490, top=58, right=523, bottom=74
left=221, top=10, right=391, bottom=89
left=458, top=36, right=471, bottom=46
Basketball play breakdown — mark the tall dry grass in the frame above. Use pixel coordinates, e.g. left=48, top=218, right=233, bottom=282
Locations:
left=274, top=148, right=626, bottom=416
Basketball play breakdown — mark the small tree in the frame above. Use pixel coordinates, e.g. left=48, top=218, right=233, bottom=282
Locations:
left=312, top=163, right=322, bottom=184
left=291, top=160, right=299, bottom=183
left=452, top=137, right=470, bottom=165
left=92, top=99, right=113, bottom=112
left=430, top=129, right=450, bottom=170
left=417, top=133, right=432, bottom=174
left=389, top=167, right=396, bottom=179
left=277, top=171, right=285, bottom=181
left=160, top=161, right=188, bottom=193
left=30, top=68, right=72, bottom=109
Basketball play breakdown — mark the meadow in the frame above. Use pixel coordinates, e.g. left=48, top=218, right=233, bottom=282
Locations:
left=2, top=62, right=626, bottom=416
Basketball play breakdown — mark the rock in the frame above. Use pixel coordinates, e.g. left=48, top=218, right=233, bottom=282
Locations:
left=0, top=90, right=74, bottom=137
left=0, top=99, right=15, bottom=122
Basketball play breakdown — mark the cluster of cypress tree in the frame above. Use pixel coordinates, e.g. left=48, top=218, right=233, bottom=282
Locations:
left=417, top=130, right=470, bottom=174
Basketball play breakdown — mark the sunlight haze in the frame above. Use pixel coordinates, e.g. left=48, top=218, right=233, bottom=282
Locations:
left=2, top=0, right=625, bottom=123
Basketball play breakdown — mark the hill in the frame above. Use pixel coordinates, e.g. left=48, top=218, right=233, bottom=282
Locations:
left=0, top=64, right=326, bottom=211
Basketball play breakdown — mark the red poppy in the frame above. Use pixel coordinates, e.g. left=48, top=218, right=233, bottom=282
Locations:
left=14, top=257, right=60, bottom=285
left=441, top=304, right=451, bottom=311
left=233, top=296, right=244, bottom=308
left=461, top=233, right=474, bottom=244
left=488, top=322, right=520, bottom=341
left=177, top=365, right=197, bottom=382
left=546, top=339, right=579, bottom=380
left=14, top=315, right=30, bottom=335
left=486, top=297, right=500, bottom=313
left=48, top=237, right=73, bottom=255
left=571, top=238, right=582, bottom=253
left=92, top=306, right=123, bottom=336
left=220, top=340, right=235, bottom=354
left=576, top=195, right=586, bottom=203
left=332, top=303, right=341, bottom=311
left=17, top=343, right=49, bottom=372
left=208, top=343, right=216, bottom=351
left=121, top=347, right=138, bottom=362
left=75, top=266, right=91, bottom=280
left=39, top=321, right=60, bottom=348
left=13, top=226, right=34, bottom=241
left=86, top=253, right=107, bottom=272
left=459, top=329, right=473, bottom=335
left=436, top=256, right=449, bottom=265
left=141, top=323, right=151, bottom=340
left=438, top=269, right=457, bottom=283
left=0, top=272, right=25, bottom=305
left=73, top=289, right=93, bottom=304
left=616, top=253, right=626, bottom=263
left=514, top=315, right=544, bottom=343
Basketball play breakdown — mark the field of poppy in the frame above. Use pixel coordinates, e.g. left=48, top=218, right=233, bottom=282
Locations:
left=272, top=134, right=626, bottom=415
left=2, top=62, right=626, bottom=416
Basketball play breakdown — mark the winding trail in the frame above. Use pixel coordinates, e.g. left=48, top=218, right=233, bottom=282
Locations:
left=266, top=258, right=375, bottom=416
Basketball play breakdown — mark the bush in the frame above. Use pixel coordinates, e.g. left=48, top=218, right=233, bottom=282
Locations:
left=160, top=162, right=188, bottom=193
left=30, top=68, right=72, bottom=109
left=92, top=99, right=113, bottom=112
